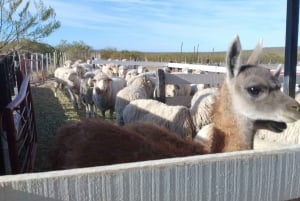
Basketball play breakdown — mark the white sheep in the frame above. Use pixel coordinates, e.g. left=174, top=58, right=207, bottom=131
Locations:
left=126, top=72, right=157, bottom=86
left=101, top=63, right=118, bottom=77
left=115, top=75, right=154, bottom=125
left=118, top=65, right=128, bottom=78
left=165, top=84, right=192, bottom=97
left=122, top=99, right=196, bottom=140
left=164, top=71, right=192, bottom=97
left=137, top=65, right=148, bottom=74
left=63, top=60, right=73, bottom=68
left=189, top=87, right=217, bottom=132
left=125, top=69, right=138, bottom=82
left=54, top=66, right=82, bottom=109
left=92, top=72, right=126, bottom=118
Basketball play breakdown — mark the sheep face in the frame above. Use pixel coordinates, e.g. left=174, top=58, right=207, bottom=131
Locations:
left=165, top=84, right=180, bottom=97
left=94, top=78, right=112, bottom=93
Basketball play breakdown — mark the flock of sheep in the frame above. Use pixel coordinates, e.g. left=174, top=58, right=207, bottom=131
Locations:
left=53, top=52, right=300, bottom=158
left=53, top=59, right=214, bottom=142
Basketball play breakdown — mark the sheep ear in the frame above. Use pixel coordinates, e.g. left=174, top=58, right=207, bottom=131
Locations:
left=247, top=38, right=263, bottom=65
left=273, top=64, right=282, bottom=78
left=226, top=35, right=242, bottom=80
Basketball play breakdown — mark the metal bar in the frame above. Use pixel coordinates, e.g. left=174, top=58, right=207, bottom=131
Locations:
left=283, top=0, right=299, bottom=97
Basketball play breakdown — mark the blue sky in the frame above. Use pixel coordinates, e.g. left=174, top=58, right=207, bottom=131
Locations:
left=42, top=0, right=288, bottom=52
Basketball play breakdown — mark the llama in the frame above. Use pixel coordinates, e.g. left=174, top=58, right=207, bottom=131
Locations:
left=47, top=35, right=300, bottom=170
left=47, top=119, right=209, bottom=170
left=202, top=35, right=300, bottom=152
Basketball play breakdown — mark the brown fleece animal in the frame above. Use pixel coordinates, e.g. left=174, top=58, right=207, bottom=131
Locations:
left=47, top=119, right=208, bottom=170
left=204, top=36, right=300, bottom=153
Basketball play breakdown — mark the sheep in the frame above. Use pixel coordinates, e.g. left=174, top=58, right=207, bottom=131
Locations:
left=101, top=63, right=118, bottom=77
left=63, top=60, right=73, bottom=68
left=46, top=119, right=208, bottom=170
left=125, top=69, right=138, bottom=82
left=165, top=84, right=192, bottom=97
left=122, top=99, right=196, bottom=140
left=126, top=72, right=157, bottom=86
left=164, top=71, right=192, bottom=97
left=92, top=72, right=126, bottom=119
left=115, top=75, right=154, bottom=125
left=137, top=65, right=148, bottom=74
left=54, top=66, right=82, bottom=109
left=118, top=65, right=128, bottom=78
left=189, top=87, right=217, bottom=132
left=79, top=72, right=96, bottom=118
left=122, top=87, right=215, bottom=140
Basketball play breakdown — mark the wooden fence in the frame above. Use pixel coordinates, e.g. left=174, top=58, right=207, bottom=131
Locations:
left=155, top=69, right=224, bottom=106
left=19, top=53, right=48, bottom=85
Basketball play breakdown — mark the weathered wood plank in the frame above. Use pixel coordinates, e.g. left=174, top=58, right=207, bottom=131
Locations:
left=156, top=69, right=224, bottom=106
left=156, top=69, right=166, bottom=103
left=164, top=73, right=224, bottom=86
left=166, top=96, right=193, bottom=107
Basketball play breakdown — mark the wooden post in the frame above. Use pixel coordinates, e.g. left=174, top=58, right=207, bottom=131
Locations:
left=30, top=54, right=33, bottom=73
left=156, top=69, right=166, bottom=103
left=283, top=0, right=299, bottom=97
left=53, top=51, right=56, bottom=68
left=45, top=53, right=48, bottom=72
left=0, top=56, right=12, bottom=111
left=36, top=53, right=39, bottom=73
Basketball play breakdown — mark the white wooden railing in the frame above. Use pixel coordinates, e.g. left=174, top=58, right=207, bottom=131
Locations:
left=0, top=145, right=300, bottom=201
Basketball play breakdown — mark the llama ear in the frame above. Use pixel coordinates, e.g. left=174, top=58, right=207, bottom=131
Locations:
left=226, top=35, right=242, bottom=79
left=247, top=38, right=263, bottom=65
left=273, top=64, right=282, bottom=78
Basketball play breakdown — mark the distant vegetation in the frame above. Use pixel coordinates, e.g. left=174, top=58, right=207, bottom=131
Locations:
left=4, top=39, right=298, bottom=65
left=91, top=47, right=288, bottom=65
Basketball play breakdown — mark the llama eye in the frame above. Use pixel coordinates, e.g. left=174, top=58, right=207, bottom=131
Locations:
left=247, top=86, right=261, bottom=96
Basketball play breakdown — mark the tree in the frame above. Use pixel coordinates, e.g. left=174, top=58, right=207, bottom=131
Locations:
left=0, top=0, right=61, bottom=51
left=56, top=40, right=92, bottom=61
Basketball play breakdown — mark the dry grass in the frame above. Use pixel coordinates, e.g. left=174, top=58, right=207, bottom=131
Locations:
left=31, top=79, right=115, bottom=172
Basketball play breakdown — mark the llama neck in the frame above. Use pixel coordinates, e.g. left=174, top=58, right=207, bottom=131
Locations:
left=211, top=84, right=256, bottom=153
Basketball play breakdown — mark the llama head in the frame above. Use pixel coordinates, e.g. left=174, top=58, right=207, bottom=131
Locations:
left=225, top=35, right=300, bottom=127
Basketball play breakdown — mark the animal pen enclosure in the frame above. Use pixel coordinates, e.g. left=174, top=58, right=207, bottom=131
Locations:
left=0, top=1, right=300, bottom=201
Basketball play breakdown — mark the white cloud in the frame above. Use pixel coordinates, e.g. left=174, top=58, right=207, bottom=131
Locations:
left=43, top=0, right=288, bottom=51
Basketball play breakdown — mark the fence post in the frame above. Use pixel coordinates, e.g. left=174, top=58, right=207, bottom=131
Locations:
left=156, top=69, right=166, bottom=103
left=283, top=0, right=299, bottom=97
left=0, top=56, right=12, bottom=111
